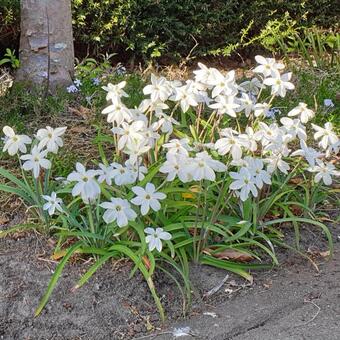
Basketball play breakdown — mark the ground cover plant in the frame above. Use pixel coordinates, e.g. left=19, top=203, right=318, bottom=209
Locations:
left=0, top=56, right=339, bottom=321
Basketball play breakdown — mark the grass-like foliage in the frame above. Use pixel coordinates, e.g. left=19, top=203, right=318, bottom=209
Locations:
left=0, top=56, right=339, bottom=321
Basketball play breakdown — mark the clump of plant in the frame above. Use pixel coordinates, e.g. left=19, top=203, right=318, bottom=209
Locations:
left=1, top=56, right=339, bottom=320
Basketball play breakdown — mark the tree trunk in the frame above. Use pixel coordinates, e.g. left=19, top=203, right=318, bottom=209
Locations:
left=16, top=0, right=74, bottom=90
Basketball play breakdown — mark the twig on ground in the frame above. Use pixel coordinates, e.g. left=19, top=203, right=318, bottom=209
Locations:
left=294, top=300, right=321, bottom=327
left=204, top=274, right=229, bottom=298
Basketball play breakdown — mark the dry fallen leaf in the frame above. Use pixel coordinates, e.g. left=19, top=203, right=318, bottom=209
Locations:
left=204, top=248, right=253, bottom=262
left=319, top=250, right=330, bottom=258
left=263, top=279, right=272, bottom=289
left=289, top=177, right=304, bottom=185
left=181, top=192, right=195, bottom=199
left=142, top=255, right=151, bottom=270
left=68, top=126, right=88, bottom=134
left=51, top=249, right=67, bottom=260
left=0, top=216, right=9, bottom=225
left=69, top=106, right=92, bottom=120
left=307, top=247, right=330, bottom=259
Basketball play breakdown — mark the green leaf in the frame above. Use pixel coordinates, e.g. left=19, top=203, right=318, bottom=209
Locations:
left=200, top=255, right=255, bottom=282
left=35, top=242, right=83, bottom=316
left=0, top=223, right=39, bottom=238
left=263, top=217, right=333, bottom=256
left=0, top=167, right=37, bottom=201
left=73, top=253, right=114, bottom=290
left=0, top=184, right=33, bottom=203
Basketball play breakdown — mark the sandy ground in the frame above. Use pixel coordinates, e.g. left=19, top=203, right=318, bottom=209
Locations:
left=1, top=225, right=339, bottom=340
left=155, top=240, right=340, bottom=340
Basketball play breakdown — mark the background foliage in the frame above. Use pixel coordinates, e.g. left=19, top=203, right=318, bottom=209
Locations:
left=0, top=0, right=338, bottom=63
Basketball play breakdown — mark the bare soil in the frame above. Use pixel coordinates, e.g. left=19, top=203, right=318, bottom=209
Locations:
left=0, top=223, right=339, bottom=340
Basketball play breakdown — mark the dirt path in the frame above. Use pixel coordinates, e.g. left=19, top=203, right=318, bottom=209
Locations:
left=1, top=227, right=339, bottom=340
left=154, top=240, right=340, bottom=340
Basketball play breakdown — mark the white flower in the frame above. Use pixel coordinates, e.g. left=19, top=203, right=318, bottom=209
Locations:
left=312, top=122, right=339, bottom=150
left=186, top=79, right=209, bottom=103
left=236, top=93, right=255, bottom=117
left=256, top=122, right=281, bottom=146
left=280, top=117, right=307, bottom=141
left=123, top=140, right=151, bottom=164
left=193, top=63, right=219, bottom=86
left=139, top=99, right=169, bottom=115
left=144, top=227, right=172, bottom=252
left=159, top=154, right=191, bottom=182
left=215, top=128, right=249, bottom=160
left=130, top=107, right=148, bottom=124
left=100, top=198, right=137, bottom=227
left=254, top=55, right=285, bottom=78
left=308, top=160, right=340, bottom=186
left=142, top=127, right=160, bottom=148
left=125, top=159, right=148, bottom=182
left=187, top=151, right=227, bottom=181
left=131, top=183, right=166, bottom=215
left=163, top=138, right=192, bottom=156
left=2, top=126, right=32, bottom=156
left=97, top=163, right=116, bottom=185
left=239, top=127, right=260, bottom=152
left=211, top=70, right=237, bottom=97
left=111, top=162, right=135, bottom=186
left=102, top=81, right=128, bottom=102
left=247, top=158, right=271, bottom=189
left=143, top=74, right=172, bottom=102
left=170, top=83, right=199, bottom=113
left=36, top=126, right=67, bottom=153
left=324, top=99, right=334, bottom=108
left=291, top=140, right=322, bottom=167
left=288, top=103, right=314, bottom=124
left=67, top=162, right=101, bottom=203
left=102, top=98, right=133, bottom=126
left=111, top=121, right=146, bottom=150
left=152, top=113, right=180, bottom=135
left=253, top=102, right=271, bottom=118
left=20, top=145, right=51, bottom=178
left=42, top=192, right=63, bottom=216
left=263, top=72, right=295, bottom=98
left=229, top=167, right=258, bottom=201
left=327, top=140, right=340, bottom=157
left=239, top=77, right=263, bottom=95
left=264, top=154, right=290, bottom=175
left=209, top=95, right=239, bottom=117
left=263, top=132, right=291, bottom=156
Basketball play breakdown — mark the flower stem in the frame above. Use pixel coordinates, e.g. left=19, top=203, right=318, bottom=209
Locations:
left=87, top=205, right=96, bottom=235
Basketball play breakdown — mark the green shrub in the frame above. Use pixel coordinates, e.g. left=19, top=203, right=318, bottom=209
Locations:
left=0, top=0, right=338, bottom=62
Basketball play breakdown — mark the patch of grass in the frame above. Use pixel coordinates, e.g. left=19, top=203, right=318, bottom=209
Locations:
left=274, top=66, right=339, bottom=128
left=0, top=83, right=71, bottom=133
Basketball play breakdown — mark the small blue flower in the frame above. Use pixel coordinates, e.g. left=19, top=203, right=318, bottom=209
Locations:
left=248, top=92, right=257, bottom=104
left=74, top=79, right=82, bottom=87
left=66, top=84, right=79, bottom=93
left=115, top=65, right=127, bottom=76
left=265, top=107, right=281, bottom=119
left=91, top=77, right=100, bottom=86
left=324, top=99, right=334, bottom=108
